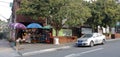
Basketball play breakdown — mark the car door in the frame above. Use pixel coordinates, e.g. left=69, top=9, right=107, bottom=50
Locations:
left=96, top=33, right=103, bottom=44
left=93, top=33, right=101, bottom=44
left=92, top=34, right=98, bottom=44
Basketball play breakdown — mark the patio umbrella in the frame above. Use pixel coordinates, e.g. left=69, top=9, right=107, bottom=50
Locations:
left=27, top=23, right=42, bottom=28
left=42, top=25, right=52, bottom=29
left=9, top=23, right=14, bottom=28
left=9, top=23, right=26, bottom=29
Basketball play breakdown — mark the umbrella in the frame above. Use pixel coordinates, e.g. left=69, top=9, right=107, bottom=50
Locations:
left=9, top=23, right=26, bottom=29
left=42, top=25, right=52, bottom=29
left=9, top=23, right=15, bottom=28
left=27, top=23, right=42, bottom=28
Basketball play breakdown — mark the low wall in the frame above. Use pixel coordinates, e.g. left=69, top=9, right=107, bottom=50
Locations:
left=105, top=34, right=111, bottom=39
left=57, top=36, right=77, bottom=44
left=105, top=33, right=120, bottom=39
left=30, top=36, right=77, bottom=44
left=115, top=33, right=120, bottom=38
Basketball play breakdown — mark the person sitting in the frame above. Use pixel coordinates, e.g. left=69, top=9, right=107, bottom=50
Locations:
left=22, top=33, right=31, bottom=43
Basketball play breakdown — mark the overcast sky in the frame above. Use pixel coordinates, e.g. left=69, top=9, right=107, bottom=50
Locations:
left=0, top=0, right=13, bottom=22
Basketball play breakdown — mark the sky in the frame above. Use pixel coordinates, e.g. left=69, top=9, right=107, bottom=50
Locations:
left=0, top=0, right=13, bottom=22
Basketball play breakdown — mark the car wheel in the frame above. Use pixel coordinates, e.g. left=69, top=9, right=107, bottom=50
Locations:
left=101, top=39, right=106, bottom=45
left=90, top=41, right=94, bottom=47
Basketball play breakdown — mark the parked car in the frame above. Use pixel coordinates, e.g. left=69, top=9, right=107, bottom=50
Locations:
left=76, top=33, right=106, bottom=47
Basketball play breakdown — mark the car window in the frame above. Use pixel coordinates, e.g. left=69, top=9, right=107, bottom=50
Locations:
left=81, top=34, right=93, bottom=38
left=97, top=33, right=102, bottom=37
left=93, top=33, right=99, bottom=38
left=97, top=34, right=100, bottom=37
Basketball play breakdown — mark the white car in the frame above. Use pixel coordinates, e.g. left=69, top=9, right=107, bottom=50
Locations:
left=76, top=33, right=106, bottom=47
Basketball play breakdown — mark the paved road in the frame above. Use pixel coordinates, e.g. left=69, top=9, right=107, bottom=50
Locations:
left=18, top=39, right=120, bottom=57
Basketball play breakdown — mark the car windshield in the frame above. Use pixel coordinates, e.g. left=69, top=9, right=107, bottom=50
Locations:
left=81, top=34, right=93, bottom=38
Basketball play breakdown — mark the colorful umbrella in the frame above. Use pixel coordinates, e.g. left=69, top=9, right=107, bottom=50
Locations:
left=42, top=25, right=52, bottom=29
left=9, top=23, right=26, bottom=29
left=27, top=23, right=42, bottom=28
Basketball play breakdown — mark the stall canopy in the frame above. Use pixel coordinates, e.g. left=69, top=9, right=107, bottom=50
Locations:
left=27, top=23, right=42, bottom=28
left=9, top=23, right=26, bottom=29
left=42, top=25, right=52, bottom=29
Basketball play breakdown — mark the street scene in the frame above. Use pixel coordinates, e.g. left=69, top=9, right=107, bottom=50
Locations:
left=0, top=0, right=120, bottom=57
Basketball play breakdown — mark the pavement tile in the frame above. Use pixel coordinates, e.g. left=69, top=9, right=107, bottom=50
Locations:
left=16, top=42, right=75, bottom=54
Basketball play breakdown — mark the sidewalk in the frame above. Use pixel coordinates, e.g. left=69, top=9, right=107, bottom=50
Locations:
left=15, top=42, right=75, bottom=56
left=15, top=38, right=120, bottom=56
left=0, top=39, right=20, bottom=57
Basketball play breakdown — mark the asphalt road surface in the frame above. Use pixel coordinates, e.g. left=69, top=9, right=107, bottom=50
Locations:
left=18, top=39, right=120, bottom=57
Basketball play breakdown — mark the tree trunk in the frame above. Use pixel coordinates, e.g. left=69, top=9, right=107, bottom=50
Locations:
left=55, top=29, right=59, bottom=36
left=92, top=25, right=98, bottom=33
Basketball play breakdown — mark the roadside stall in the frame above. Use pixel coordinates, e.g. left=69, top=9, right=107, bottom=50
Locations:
left=26, top=23, right=43, bottom=43
left=9, top=22, right=26, bottom=46
left=42, top=25, right=53, bottom=43
left=9, top=22, right=53, bottom=44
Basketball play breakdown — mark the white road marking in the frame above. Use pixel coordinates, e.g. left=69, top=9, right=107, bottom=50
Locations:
left=65, top=48, right=104, bottom=57
left=22, top=48, right=56, bottom=56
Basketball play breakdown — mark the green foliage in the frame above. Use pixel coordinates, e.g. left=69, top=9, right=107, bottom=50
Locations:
left=48, top=0, right=91, bottom=36
left=102, top=0, right=120, bottom=27
left=17, top=0, right=91, bottom=36
left=0, top=21, right=8, bottom=32
left=64, top=0, right=91, bottom=27
left=17, top=0, right=50, bottom=19
left=86, top=0, right=120, bottom=30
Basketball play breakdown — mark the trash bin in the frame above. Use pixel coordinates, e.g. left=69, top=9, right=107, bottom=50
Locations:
left=111, top=34, right=115, bottom=39
left=54, top=38, right=59, bottom=45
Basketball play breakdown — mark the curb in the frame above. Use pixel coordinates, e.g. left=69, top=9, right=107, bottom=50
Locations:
left=106, top=38, right=120, bottom=42
left=22, top=46, right=71, bottom=56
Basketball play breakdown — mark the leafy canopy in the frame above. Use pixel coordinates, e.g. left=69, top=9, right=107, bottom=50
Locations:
left=17, top=0, right=91, bottom=36
left=86, top=0, right=120, bottom=29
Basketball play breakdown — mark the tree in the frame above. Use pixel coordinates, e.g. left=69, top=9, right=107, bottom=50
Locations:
left=116, top=3, right=120, bottom=21
left=17, top=0, right=50, bottom=19
left=0, top=20, right=9, bottom=39
left=17, top=0, right=91, bottom=36
left=86, top=0, right=120, bottom=32
left=48, top=0, right=91, bottom=36
left=102, top=0, right=120, bottom=27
